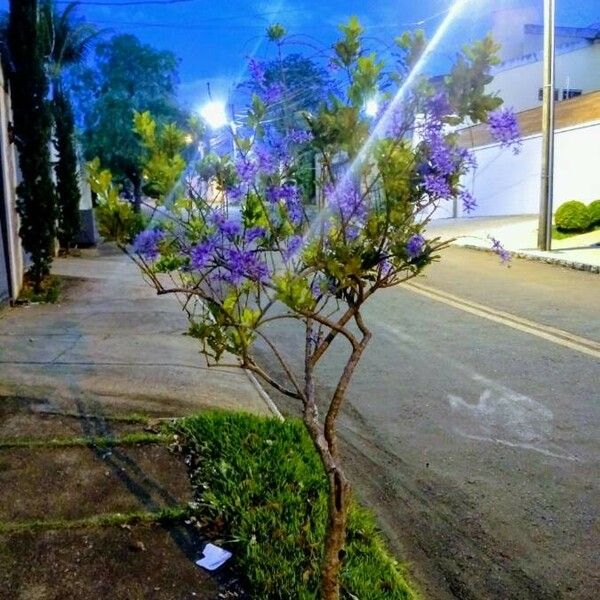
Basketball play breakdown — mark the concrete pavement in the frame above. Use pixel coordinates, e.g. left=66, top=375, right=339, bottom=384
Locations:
left=427, top=215, right=600, bottom=273
left=0, top=244, right=273, bottom=418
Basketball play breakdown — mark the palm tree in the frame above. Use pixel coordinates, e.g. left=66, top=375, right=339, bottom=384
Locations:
left=39, top=1, right=100, bottom=249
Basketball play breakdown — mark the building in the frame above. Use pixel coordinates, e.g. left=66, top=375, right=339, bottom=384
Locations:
left=486, top=9, right=600, bottom=112
left=0, top=63, right=24, bottom=305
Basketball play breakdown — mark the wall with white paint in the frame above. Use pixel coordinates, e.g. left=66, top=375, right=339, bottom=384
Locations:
left=0, top=65, right=24, bottom=301
left=487, top=42, right=600, bottom=113
left=457, top=119, right=600, bottom=218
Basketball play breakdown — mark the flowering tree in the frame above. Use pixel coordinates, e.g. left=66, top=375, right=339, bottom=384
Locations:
left=89, top=21, right=518, bottom=600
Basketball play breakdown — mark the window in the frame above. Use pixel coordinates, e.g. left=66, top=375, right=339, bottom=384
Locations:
left=538, top=88, right=560, bottom=101
left=562, top=89, right=582, bottom=100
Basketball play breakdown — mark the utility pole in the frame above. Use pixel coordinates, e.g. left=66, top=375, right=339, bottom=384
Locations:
left=538, top=0, right=556, bottom=251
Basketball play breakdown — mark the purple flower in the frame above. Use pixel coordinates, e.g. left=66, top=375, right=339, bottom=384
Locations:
left=286, top=129, right=313, bottom=145
left=283, top=234, right=303, bottom=260
left=406, top=234, right=425, bottom=259
left=490, top=237, right=511, bottom=264
left=255, top=145, right=278, bottom=175
left=248, top=57, right=266, bottom=86
left=325, top=181, right=365, bottom=223
left=427, top=92, right=452, bottom=122
left=456, top=147, right=478, bottom=173
left=488, top=108, right=521, bottom=155
left=210, top=213, right=241, bottom=239
left=222, top=248, right=269, bottom=283
left=132, top=229, right=164, bottom=260
left=227, top=185, right=246, bottom=205
left=379, top=258, right=393, bottom=278
left=190, top=239, right=215, bottom=271
left=245, top=226, right=267, bottom=243
left=262, top=82, right=285, bottom=104
left=235, top=157, right=259, bottom=184
left=460, top=190, right=477, bottom=214
left=423, top=173, right=451, bottom=198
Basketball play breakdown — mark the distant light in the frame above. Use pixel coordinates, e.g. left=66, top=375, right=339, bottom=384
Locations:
left=184, top=133, right=193, bottom=144
left=199, top=100, right=228, bottom=129
left=365, top=97, right=379, bottom=118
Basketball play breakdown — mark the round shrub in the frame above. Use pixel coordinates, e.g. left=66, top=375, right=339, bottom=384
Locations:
left=554, top=200, right=592, bottom=232
left=588, top=199, right=600, bottom=226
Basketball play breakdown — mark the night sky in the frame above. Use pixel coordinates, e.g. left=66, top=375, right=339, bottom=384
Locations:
left=1, top=0, right=598, bottom=108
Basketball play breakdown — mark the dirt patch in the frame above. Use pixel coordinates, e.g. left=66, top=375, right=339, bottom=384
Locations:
left=0, top=522, right=244, bottom=600
left=0, top=444, right=191, bottom=522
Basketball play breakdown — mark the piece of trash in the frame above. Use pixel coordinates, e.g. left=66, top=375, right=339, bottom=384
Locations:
left=129, top=540, right=146, bottom=552
left=196, top=543, right=232, bottom=571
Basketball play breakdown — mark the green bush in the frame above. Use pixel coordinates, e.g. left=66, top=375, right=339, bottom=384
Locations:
left=171, top=411, right=415, bottom=600
left=588, top=199, right=600, bottom=226
left=554, top=200, right=592, bottom=232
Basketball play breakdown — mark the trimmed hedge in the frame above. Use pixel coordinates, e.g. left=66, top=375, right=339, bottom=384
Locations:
left=555, top=200, right=592, bottom=232
left=588, top=199, right=600, bottom=227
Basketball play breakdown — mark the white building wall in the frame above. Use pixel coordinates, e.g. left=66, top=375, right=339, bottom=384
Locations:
left=0, top=66, right=24, bottom=300
left=486, top=43, right=600, bottom=112
left=458, top=120, right=600, bottom=218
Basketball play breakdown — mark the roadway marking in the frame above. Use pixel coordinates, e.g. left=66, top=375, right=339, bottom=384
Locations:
left=402, top=281, right=600, bottom=360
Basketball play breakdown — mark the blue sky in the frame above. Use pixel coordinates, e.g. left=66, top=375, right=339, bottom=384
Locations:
left=2, top=0, right=598, bottom=107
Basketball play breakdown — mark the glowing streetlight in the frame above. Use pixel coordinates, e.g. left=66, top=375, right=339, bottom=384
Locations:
left=364, top=97, right=379, bottom=118
left=199, top=100, right=228, bottom=129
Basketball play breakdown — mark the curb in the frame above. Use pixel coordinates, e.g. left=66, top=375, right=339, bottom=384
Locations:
left=460, top=243, right=600, bottom=274
left=244, top=369, right=285, bottom=421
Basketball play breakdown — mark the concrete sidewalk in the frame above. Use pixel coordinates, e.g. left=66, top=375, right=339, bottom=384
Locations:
left=427, top=215, right=600, bottom=273
left=0, top=244, right=273, bottom=418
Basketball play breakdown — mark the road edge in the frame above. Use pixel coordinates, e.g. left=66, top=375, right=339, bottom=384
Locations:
left=460, top=243, right=600, bottom=274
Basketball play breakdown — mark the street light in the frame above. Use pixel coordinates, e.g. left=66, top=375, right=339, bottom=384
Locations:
left=199, top=100, right=228, bottom=130
left=538, top=0, right=556, bottom=251
left=364, top=97, right=379, bottom=118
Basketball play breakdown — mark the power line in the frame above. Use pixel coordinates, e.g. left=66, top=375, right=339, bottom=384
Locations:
left=56, top=0, right=196, bottom=6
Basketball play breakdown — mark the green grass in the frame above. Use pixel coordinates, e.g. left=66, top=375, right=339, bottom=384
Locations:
left=171, top=411, right=417, bottom=600
left=552, top=224, right=600, bottom=240
left=0, top=505, right=188, bottom=534
left=18, top=274, right=62, bottom=304
left=0, top=431, right=170, bottom=450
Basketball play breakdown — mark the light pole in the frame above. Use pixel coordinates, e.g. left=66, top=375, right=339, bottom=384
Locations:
left=537, top=0, right=556, bottom=251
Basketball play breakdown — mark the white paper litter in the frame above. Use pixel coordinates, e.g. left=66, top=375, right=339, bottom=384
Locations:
left=195, top=543, right=232, bottom=571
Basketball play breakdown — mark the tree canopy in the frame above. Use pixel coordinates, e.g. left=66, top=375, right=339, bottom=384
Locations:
left=75, top=33, right=182, bottom=208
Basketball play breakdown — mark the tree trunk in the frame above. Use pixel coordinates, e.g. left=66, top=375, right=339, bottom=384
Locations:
left=321, top=467, right=350, bottom=600
left=132, top=177, right=142, bottom=213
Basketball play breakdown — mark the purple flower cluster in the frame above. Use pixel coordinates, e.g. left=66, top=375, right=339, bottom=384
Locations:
left=222, top=248, right=269, bottom=284
left=460, top=190, right=477, bottom=214
left=490, top=237, right=511, bottom=264
left=255, top=144, right=279, bottom=175
left=132, top=229, right=165, bottom=261
left=406, top=234, right=426, bottom=259
left=247, top=57, right=266, bottom=86
left=235, top=157, right=259, bottom=184
left=427, top=92, right=452, bottom=122
left=488, top=108, right=521, bottom=155
left=423, top=173, right=451, bottom=198
left=190, top=239, right=215, bottom=271
left=325, top=180, right=366, bottom=224
left=286, top=129, right=313, bottom=145
left=210, top=212, right=241, bottom=239
left=283, top=234, right=303, bottom=260
left=263, top=83, right=285, bottom=104
left=267, top=183, right=303, bottom=225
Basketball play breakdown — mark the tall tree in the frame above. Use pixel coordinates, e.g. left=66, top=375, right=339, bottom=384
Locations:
left=76, top=34, right=181, bottom=211
left=6, top=0, right=56, bottom=290
left=39, top=0, right=99, bottom=249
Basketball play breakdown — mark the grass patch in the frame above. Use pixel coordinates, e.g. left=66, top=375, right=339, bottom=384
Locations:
left=0, top=505, right=188, bottom=534
left=0, top=431, right=170, bottom=450
left=171, top=411, right=416, bottom=600
left=18, top=274, right=62, bottom=304
left=552, top=224, right=600, bottom=240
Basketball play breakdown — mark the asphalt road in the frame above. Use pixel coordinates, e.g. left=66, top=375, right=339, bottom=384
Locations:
left=256, top=247, right=600, bottom=600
